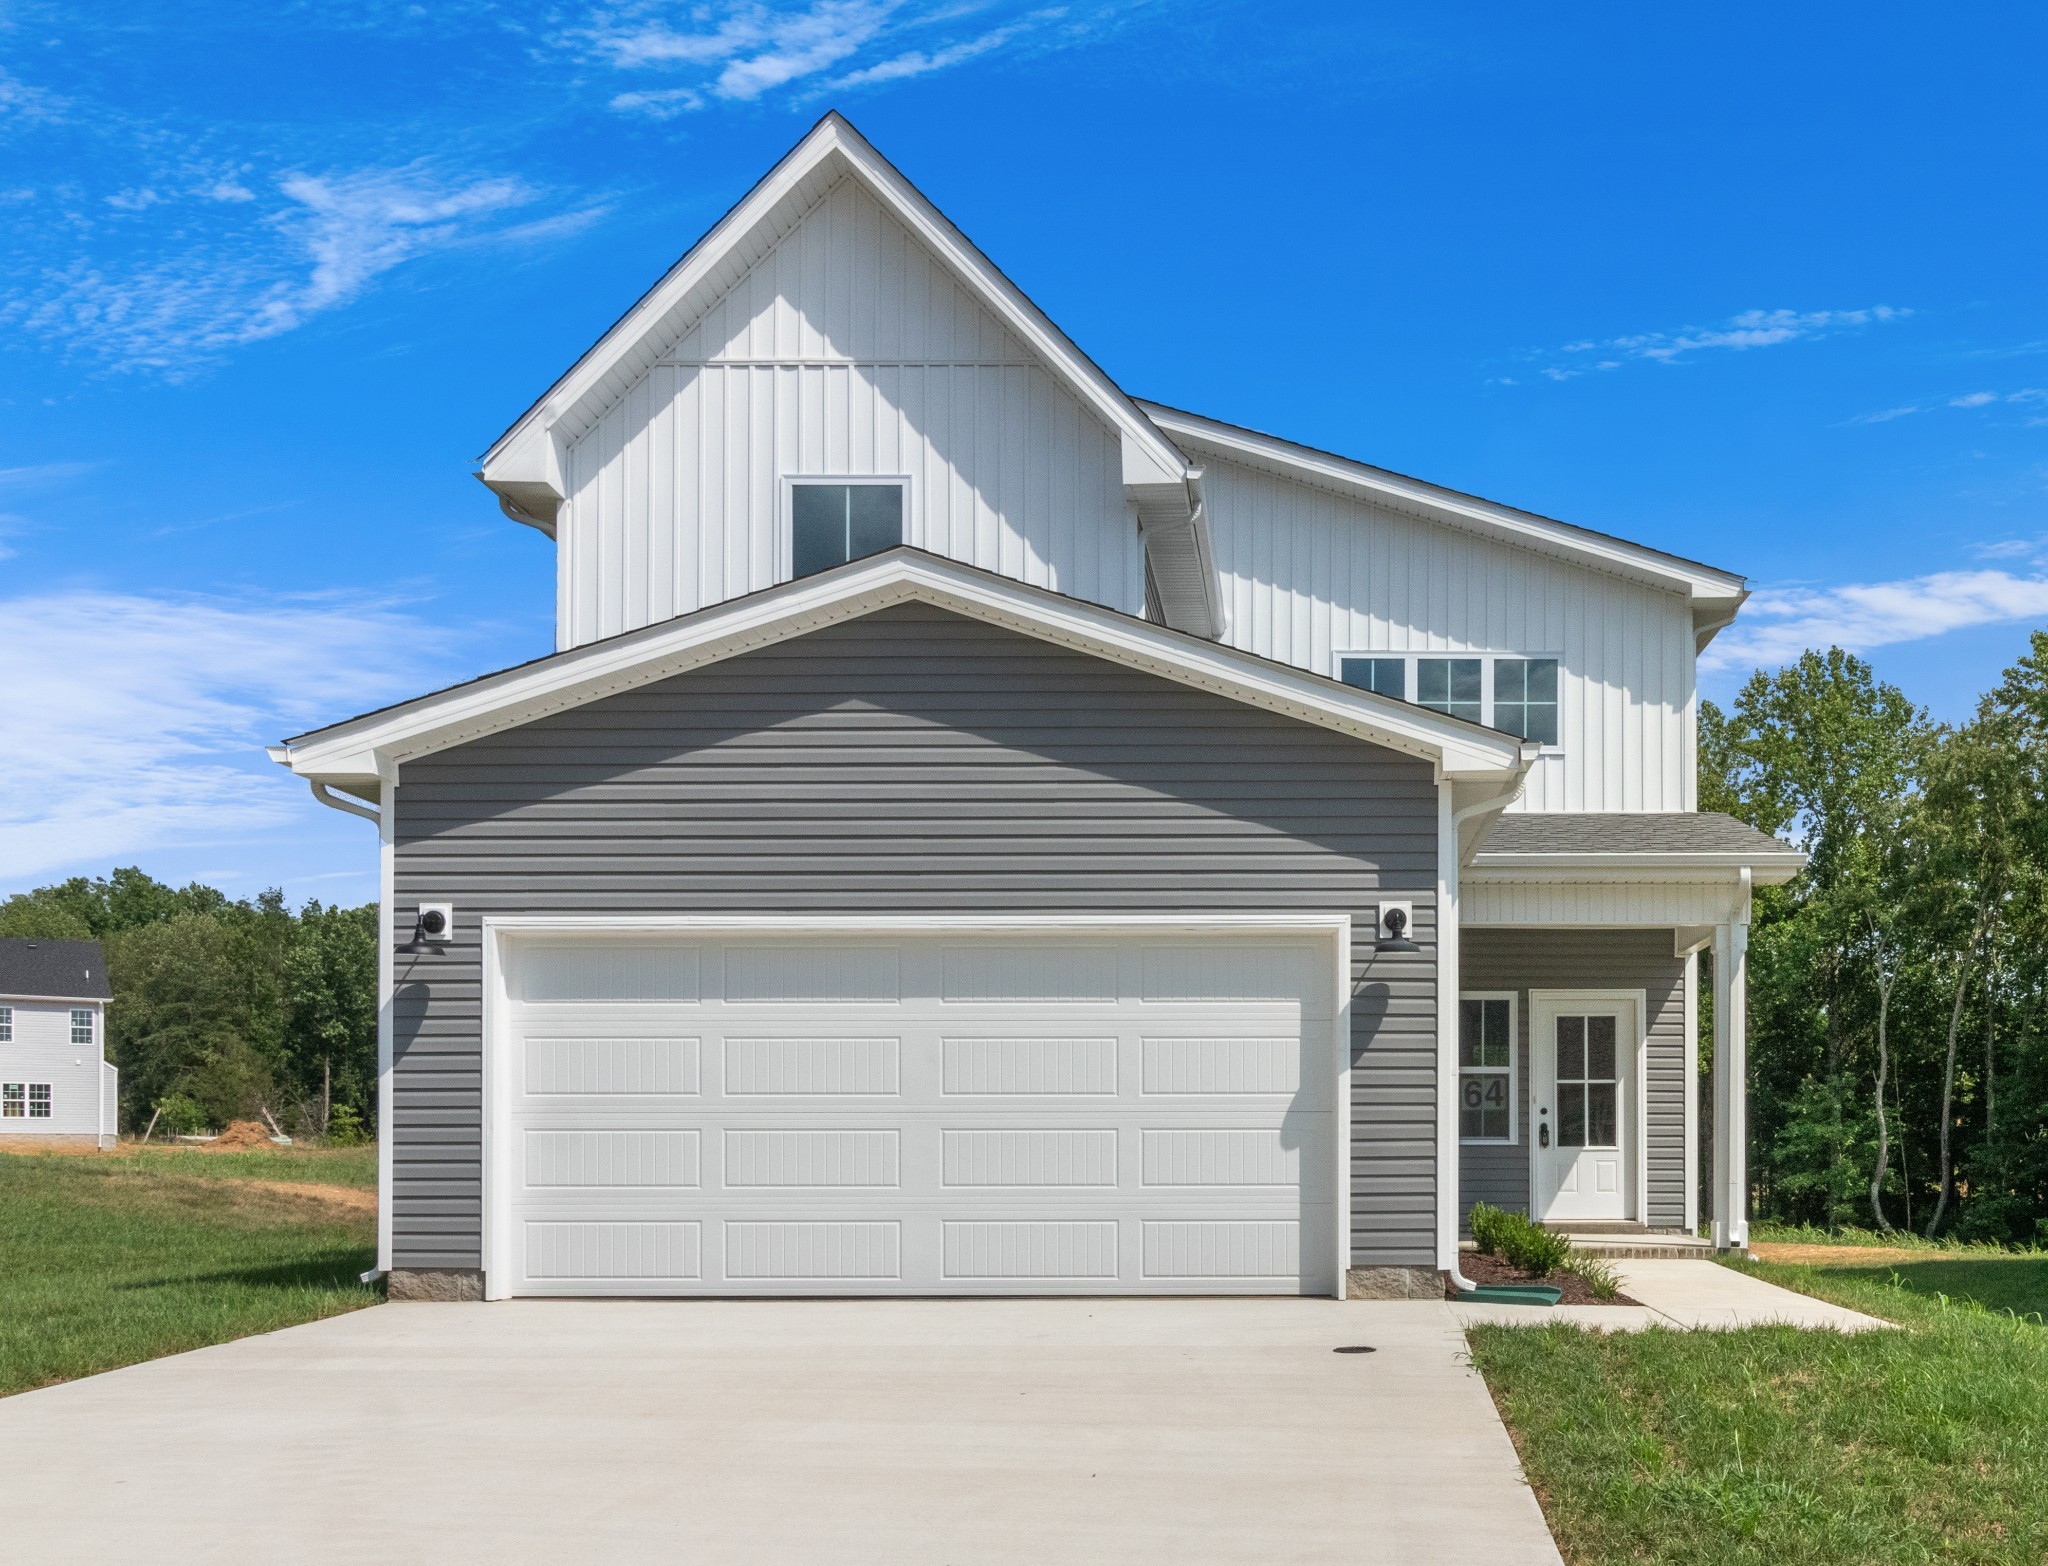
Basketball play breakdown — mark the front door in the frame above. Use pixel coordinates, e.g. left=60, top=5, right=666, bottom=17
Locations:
left=1531, top=997, right=1635, bottom=1224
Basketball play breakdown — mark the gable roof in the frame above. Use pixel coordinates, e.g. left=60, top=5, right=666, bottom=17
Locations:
left=0, top=938, right=111, bottom=1002
left=277, top=548, right=1537, bottom=791
left=480, top=112, right=1192, bottom=518
left=1141, top=401, right=1750, bottom=649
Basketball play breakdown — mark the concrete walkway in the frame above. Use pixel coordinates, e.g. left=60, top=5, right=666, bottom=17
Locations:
left=1452, top=1258, right=1892, bottom=1333
left=0, top=1298, right=1561, bottom=1564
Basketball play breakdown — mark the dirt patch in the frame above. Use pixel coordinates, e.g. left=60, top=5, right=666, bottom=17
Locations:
left=206, top=1120, right=279, bottom=1149
left=236, top=1179, right=376, bottom=1215
left=1750, top=1242, right=1929, bottom=1268
left=1455, top=1250, right=1641, bottom=1307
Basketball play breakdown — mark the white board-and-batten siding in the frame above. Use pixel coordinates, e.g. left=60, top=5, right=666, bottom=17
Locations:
left=1187, top=450, right=1700, bottom=815
left=558, top=175, right=1139, bottom=649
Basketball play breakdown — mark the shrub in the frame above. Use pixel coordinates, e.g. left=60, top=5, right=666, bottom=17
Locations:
left=324, top=1104, right=370, bottom=1147
left=1468, top=1202, right=1571, bottom=1276
left=150, top=1093, right=209, bottom=1138
left=1559, top=1253, right=1622, bottom=1300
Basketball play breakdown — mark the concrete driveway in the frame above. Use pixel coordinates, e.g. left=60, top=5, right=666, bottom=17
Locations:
left=0, top=1298, right=1560, bottom=1564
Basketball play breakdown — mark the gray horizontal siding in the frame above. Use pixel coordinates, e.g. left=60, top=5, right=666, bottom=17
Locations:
left=391, top=603, right=1441, bottom=1273
left=1459, top=928, right=1687, bottom=1230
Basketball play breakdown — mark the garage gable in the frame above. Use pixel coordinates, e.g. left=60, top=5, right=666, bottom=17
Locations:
left=389, top=602, right=1445, bottom=1290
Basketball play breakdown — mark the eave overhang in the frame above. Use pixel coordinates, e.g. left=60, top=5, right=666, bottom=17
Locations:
left=275, top=548, right=1536, bottom=791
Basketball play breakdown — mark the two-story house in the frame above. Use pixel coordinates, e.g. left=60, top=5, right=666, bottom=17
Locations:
left=0, top=938, right=118, bottom=1148
left=274, top=115, right=1802, bottom=1303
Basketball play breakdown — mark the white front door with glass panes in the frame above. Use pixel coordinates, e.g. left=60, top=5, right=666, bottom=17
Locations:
left=1531, top=995, right=1636, bottom=1223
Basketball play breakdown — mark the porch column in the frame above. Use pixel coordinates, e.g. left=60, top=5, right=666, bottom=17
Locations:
left=1711, top=886, right=1751, bottom=1251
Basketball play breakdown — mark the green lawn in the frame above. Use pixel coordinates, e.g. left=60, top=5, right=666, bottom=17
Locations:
left=0, top=1147, right=380, bottom=1399
left=1467, top=1252, right=2048, bottom=1565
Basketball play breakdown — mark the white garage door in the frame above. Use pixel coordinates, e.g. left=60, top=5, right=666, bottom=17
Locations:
left=491, top=929, right=1339, bottom=1297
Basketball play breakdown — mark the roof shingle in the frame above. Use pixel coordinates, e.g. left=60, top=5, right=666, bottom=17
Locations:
left=0, top=938, right=113, bottom=1001
left=1477, top=812, right=1802, bottom=860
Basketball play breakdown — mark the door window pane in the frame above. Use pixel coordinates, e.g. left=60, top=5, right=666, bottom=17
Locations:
left=791, top=483, right=904, bottom=579
left=1555, top=1015, right=1584, bottom=1080
left=1586, top=1082, right=1617, bottom=1148
left=1557, top=1084, right=1585, bottom=1147
left=1493, top=658, right=1559, bottom=745
left=1587, top=1014, right=1616, bottom=1080
left=1339, top=657, right=1406, bottom=699
left=1416, top=658, right=1483, bottom=722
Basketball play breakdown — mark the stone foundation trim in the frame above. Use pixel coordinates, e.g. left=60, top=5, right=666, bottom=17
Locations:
left=387, top=1268, right=485, bottom=1302
left=1344, top=1266, right=1440, bottom=1300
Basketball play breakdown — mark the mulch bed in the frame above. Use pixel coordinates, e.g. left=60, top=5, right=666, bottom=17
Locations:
left=1453, top=1249, right=1641, bottom=1307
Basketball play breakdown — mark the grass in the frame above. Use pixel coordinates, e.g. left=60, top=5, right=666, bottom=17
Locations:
left=1467, top=1248, right=2048, bottom=1564
left=0, top=1145, right=380, bottom=1399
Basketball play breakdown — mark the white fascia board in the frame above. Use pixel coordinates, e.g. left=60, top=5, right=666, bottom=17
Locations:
left=480, top=114, right=1187, bottom=496
left=1470, top=853, right=1805, bottom=882
left=0, top=992, right=108, bottom=1005
left=278, top=553, right=1533, bottom=782
left=1141, top=403, right=1749, bottom=603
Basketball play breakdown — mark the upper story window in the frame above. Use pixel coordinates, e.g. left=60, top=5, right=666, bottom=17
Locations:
left=789, top=479, right=907, bottom=580
left=70, top=1008, right=93, bottom=1046
left=0, top=1007, right=11, bottom=1042
left=1337, top=652, right=1561, bottom=746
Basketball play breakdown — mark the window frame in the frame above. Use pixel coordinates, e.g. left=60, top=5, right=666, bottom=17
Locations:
left=0, top=1006, right=11, bottom=1043
left=26, top=1083, right=50, bottom=1119
left=780, top=475, right=914, bottom=583
left=70, top=1007, right=93, bottom=1046
left=1, top=1083, right=21, bottom=1118
left=1458, top=991, right=1519, bottom=1146
left=1331, top=650, right=1564, bottom=749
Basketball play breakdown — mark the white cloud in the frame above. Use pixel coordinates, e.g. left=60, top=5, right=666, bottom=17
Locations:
left=0, top=590, right=455, bottom=885
left=1844, top=387, right=2048, bottom=426
left=3, top=163, right=575, bottom=375
left=1950, top=390, right=1998, bottom=408
left=1534, top=306, right=1908, bottom=381
left=581, top=1, right=1068, bottom=110
left=1703, top=568, right=2048, bottom=671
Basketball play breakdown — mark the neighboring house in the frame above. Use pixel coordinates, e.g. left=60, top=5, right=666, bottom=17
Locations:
left=274, top=114, right=1803, bottom=1303
left=0, top=938, right=117, bottom=1149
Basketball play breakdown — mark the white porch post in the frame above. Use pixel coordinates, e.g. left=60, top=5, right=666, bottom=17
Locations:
left=1436, top=782, right=1462, bottom=1279
left=1711, top=876, right=1752, bottom=1251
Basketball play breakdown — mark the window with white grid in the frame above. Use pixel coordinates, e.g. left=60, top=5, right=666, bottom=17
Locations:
left=70, top=1008, right=93, bottom=1045
left=27, top=1083, right=50, bottom=1118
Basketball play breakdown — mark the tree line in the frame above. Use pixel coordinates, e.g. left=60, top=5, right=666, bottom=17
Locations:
left=1706, top=632, right=2048, bottom=1241
left=0, top=870, right=375, bottom=1141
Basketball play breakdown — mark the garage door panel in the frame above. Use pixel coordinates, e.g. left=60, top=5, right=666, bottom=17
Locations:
left=723, top=1035, right=901, bottom=1095
left=501, top=931, right=1340, bottom=1296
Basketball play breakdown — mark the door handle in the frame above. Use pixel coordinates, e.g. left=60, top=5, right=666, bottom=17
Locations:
left=1538, top=1122, right=1550, bottom=1148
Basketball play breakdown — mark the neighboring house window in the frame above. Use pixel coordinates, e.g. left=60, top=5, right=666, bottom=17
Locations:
left=2, top=1084, right=21, bottom=1117
left=1459, top=994, right=1516, bottom=1143
left=1333, top=652, right=1563, bottom=745
left=1417, top=658, right=1483, bottom=723
left=788, top=479, right=906, bottom=580
left=27, top=1083, right=50, bottom=1118
left=0, top=1006, right=11, bottom=1042
left=1338, top=657, right=1406, bottom=699
left=1492, top=658, right=1559, bottom=745
left=70, top=1008, right=93, bottom=1046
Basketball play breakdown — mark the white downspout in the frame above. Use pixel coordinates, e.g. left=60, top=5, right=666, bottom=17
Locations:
left=1439, top=779, right=1528, bottom=1294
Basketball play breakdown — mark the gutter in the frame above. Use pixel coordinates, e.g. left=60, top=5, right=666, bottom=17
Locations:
left=311, top=780, right=381, bottom=825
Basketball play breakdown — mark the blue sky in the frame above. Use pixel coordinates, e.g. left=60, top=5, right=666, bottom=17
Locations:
left=3, top=2, right=2045, bottom=906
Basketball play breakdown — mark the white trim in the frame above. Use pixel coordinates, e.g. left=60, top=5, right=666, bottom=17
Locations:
left=779, top=474, right=913, bottom=583
left=0, top=993, right=109, bottom=1007
left=477, top=912, right=1352, bottom=1302
left=1526, top=989, right=1648, bottom=1225
left=1141, top=401, right=1748, bottom=604
left=1683, top=948, right=1700, bottom=1235
left=376, top=777, right=395, bottom=1274
left=278, top=552, right=1536, bottom=786
left=1456, top=991, right=1519, bottom=1146
left=1436, top=783, right=1461, bottom=1277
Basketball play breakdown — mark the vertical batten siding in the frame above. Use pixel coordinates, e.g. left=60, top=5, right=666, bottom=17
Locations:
left=558, top=175, right=1139, bottom=648
left=1192, top=450, right=1698, bottom=815
left=1459, top=929, right=1687, bottom=1230
left=390, top=605, right=1441, bottom=1273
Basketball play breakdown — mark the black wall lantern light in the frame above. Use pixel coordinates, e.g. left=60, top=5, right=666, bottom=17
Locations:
left=1374, top=902, right=1420, bottom=954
